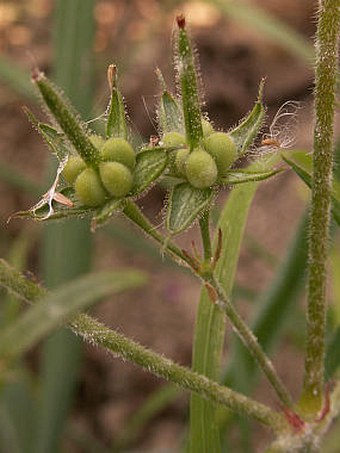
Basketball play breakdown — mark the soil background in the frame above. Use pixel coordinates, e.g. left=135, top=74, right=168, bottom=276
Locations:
left=0, top=1, right=338, bottom=452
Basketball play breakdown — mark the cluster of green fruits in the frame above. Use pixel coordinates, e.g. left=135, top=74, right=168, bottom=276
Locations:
left=62, top=136, right=136, bottom=207
left=163, top=120, right=237, bottom=189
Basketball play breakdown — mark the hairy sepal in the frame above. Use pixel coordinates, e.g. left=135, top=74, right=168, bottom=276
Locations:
left=229, top=80, right=265, bottom=157
left=220, top=168, right=283, bottom=185
left=131, top=147, right=168, bottom=195
left=91, top=199, right=125, bottom=231
left=106, top=65, right=128, bottom=139
left=166, top=182, right=213, bottom=234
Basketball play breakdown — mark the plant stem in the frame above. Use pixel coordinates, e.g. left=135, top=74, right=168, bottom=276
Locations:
left=123, top=201, right=293, bottom=408
left=199, top=211, right=212, bottom=261
left=300, top=0, right=340, bottom=415
left=71, top=313, right=285, bottom=432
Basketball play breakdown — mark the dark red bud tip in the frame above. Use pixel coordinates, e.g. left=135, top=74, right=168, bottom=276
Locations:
left=176, top=14, right=186, bottom=29
left=31, top=67, right=44, bottom=83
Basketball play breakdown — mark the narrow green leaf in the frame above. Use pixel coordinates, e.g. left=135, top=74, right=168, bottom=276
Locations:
left=131, top=148, right=168, bottom=195
left=189, top=182, right=260, bottom=453
left=24, top=108, right=69, bottom=162
left=325, top=327, right=340, bottom=378
left=0, top=270, right=146, bottom=360
left=106, top=65, right=128, bottom=139
left=221, top=168, right=283, bottom=185
left=176, top=15, right=203, bottom=149
left=33, top=72, right=100, bottom=167
left=166, top=183, right=213, bottom=234
left=229, top=80, right=265, bottom=156
left=91, top=199, right=124, bottom=231
left=283, top=152, right=340, bottom=225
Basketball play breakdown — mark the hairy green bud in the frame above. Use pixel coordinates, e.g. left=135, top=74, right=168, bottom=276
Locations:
left=99, top=162, right=133, bottom=198
left=202, top=119, right=214, bottom=137
left=101, top=137, right=136, bottom=170
left=89, top=134, right=105, bottom=150
left=162, top=132, right=186, bottom=148
left=203, top=132, right=237, bottom=176
left=75, top=168, right=107, bottom=207
left=174, top=148, right=190, bottom=177
left=185, top=148, right=217, bottom=188
left=62, top=156, right=86, bottom=184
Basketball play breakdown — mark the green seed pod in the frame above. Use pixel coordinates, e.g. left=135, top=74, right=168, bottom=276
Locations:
left=203, top=132, right=237, bottom=176
left=185, top=148, right=217, bottom=189
left=62, top=156, right=86, bottom=184
left=99, top=162, right=133, bottom=198
left=202, top=119, right=214, bottom=137
left=75, top=168, right=107, bottom=207
left=89, top=134, right=105, bottom=150
left=101, top=137, right=136, bottom=170
left=162, top=132, right=186, bottom=148
left=174, top=148, right=189, bottom=177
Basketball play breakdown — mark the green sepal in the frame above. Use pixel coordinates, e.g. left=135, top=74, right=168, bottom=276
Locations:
left=24, top=108, right=69, bottom=162
left=282, top=151, right=340, bottom=225
left=106, top=65, right=128, bottom=139
left=157, top=70, right=184, bottom=134
left=229, top=80, right=265, bottom=156
left=176, top=16, right=203, bottom=150
left=33, top=71, right=100, bottom=167
left=131, top=147, right=168, bottom=195
left=12, top=187, right=94, bottom=222
left=220, top=168, right=283, bottom=185
left=91, top=199, right=125, bottom=231
left=166, top=182, right=213, bottom=234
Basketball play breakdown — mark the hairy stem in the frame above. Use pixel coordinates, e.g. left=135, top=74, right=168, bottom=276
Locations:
left=300, top=0, right=340, bottom=415
left=123, top=201, right=293, bottom=408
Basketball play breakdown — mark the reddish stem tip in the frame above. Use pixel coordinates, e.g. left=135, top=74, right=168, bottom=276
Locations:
left=31, top=67, right=44, bottom=82
left=176, top=14, right=186, bottom=29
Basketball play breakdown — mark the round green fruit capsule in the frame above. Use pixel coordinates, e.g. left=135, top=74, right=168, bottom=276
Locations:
left=203, top=132, right=237, bottom=176
left=100, top=137, right=136, bottom=170
left=75, top=168, right=107, bottom=207
left=89, top=134, right=105, bottom=149
left=62, top=156, right=86, bottom=184
left=201, top=119, right=214, bottom=137
left=174, top=148, right=189, bottom=177
left=162, top=132, right=186, bottom=148
left=99, top=162, right=133, bottom=198
left=185, top=149, right=218, bottom=189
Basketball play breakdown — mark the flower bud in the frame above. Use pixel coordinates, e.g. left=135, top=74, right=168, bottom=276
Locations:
left=89, top=134, right=105, bottom=150
left=174, top=148, right=189, bottom=177
left=99, top=162, right=133, bottom=198
left=62, top=156, right=86, bottom=184
left=101, top=137, right=136, bottom=170
left=203, top=132, right=237, bottom=176
left=185, top=148, right=217, bottom=189
left=202, top=119, right=214, bottom=137
left=75, top=168, right=107, bottom=206
left=162, top=132, right=186, bottom=148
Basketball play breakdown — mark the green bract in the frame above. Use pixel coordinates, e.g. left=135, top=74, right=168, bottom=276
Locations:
left=62, top=156, right=86, bottom=184
left=99, top=162, right=133, bottom=198
left=185, top=149, right=218, bottom=189
left=203, top=132, right=237, bottom=176
left=75, top=168, right=107, bottom=207
left=100, top=137, right=136, bottom=170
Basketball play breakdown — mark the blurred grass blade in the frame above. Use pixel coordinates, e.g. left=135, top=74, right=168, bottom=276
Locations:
left=325, top=327, right=340, bottom=378
left=0, top=159, right=41, bottom=195
left=37, top=1, right=96, bottom=452
left=189, top=182, right=259, bottom=453
left=0, top=268, right=146, bottom=359
left=113, top=385, right=179, bottom=451
left=208, top=0, right=314, bottom=63
left=0, top=56, right=35, bottom=100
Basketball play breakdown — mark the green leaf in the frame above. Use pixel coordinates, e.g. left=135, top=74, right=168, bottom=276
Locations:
left=189, top=182, right=260, bottom=453
left=106, top=65, right=128, bottom=139
left=175, top=16, right=203, bottom=149
left=229, top=80, right=265, bottom=156
left=0, top=269, right=146, bottom=360
left=166, top=183, right=213, bottom=234
left=24, top=108, right=69, bottom=162
left=221, top=168, right=283, bottom=185
left=131, top=147, right=168, bottom=195
left=91, top=199, right=124, bottom=231
left=282, top=151, right=340, bottom=225
left=325, top=326, right=340, bottom=377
